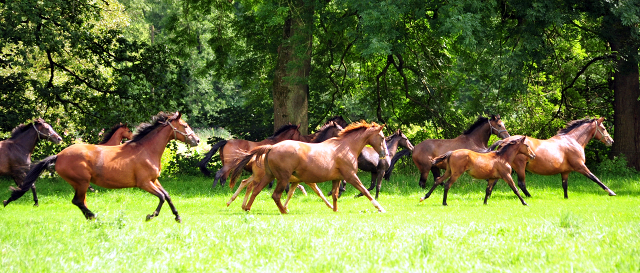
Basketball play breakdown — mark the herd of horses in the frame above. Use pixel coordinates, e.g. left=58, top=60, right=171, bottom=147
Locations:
left=0, top=112, right=616, bottom=222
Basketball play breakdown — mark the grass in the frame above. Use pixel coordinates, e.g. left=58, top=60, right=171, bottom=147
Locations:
left=1, top=170, right=639, bottom=272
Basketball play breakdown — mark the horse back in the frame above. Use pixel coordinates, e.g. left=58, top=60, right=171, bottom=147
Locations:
left=450, top=149, right=504, bottom=179
left=56, top=144, right=140, bottom=188
left=521, top=136, right=584, bottom=175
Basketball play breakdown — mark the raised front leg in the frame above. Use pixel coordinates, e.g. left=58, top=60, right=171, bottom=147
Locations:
left=138, top=180, right=168, bottom=221
left=306, top=183, right=333, bottom=210
left=71, top=186, right=95, bottom=220
left=575, top=166, right=616, bottom=196
left=155, top=180, right=181, bottom=223
left=501, top=173, right=527, bottom=206
left=512, top=157, right=531, bottom=197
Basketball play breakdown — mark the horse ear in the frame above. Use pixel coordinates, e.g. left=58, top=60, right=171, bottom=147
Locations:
left=170, top=112, right=181, bottom=120
left=297, top=123, right=301, bottom=129
left=597, top=117, right=605, bottom=123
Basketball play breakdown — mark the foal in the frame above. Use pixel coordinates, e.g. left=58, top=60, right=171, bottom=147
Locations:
left=420, top=136, right=535, bottom=206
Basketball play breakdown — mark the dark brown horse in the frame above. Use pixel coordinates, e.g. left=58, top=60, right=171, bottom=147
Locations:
left=225, top=121, right=344, bottom=208
left=412, top=115, right=510, bottom=189
left=4, top=112, right=200, bottom=222
left=298, top=116, right=348, bottom=142
left=498, top=117, right=616, bottom=198
left=420, top=136, right=536, bottom=206
left=98, top=123, right=133, bottom=146
left=0, top=119, right=62, bottom=206
left=230, top=121, right=388, bottom=214
left=198, top=124, right=302, bottom=187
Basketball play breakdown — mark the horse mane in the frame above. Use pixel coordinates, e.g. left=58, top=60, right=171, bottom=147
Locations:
left=130, top=112, right=173, bottom=143
left=338, top=121, right=380, bottom=137
left=99, top=123, right=127, bottom=144
left=325, top=115, right=348, bottom=128
left=557, top=118, right=596, bottom=135
left=462, top=116, right=490, bottom=135
left=9, top=119, right=44, bottom=139
left=311, top=121, right=343, bottom=143
left=267, top=124, right=299, bottom=140
left=494, top=139, right=520, bottom=156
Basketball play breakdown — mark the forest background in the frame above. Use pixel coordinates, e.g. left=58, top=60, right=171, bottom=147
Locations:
left=1, top=0, right=639, bottom=171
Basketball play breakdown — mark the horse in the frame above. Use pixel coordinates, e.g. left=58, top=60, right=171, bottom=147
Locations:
left=329, top=129, right=415, bottom=199
left=198, top=124, right=302, bottom=188
left=225, top=121, right=344, bottom=208
left=229, top=121, right=388, bottom=214
left=298, top=116, right=348, bottom=142
left=497, top=117, right=616, bottom=198
left=419, top=136, right=536, bottom=206
left=0, top=119, right=62, bottom=206
left=3, top=112, right=200, bottom=222
left=98, top=123, right=133, bottom=146
left=412, top=115, right=510, bottom=189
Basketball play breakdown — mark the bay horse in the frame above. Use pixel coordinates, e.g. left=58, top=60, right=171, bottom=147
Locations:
left=225, top=121, right=344, bottom=209
left=0, top=119, right=62, bottom=206
left=3, top=112, right=200, bottom=222
left=198, top=124, right=302, bottom=187
left=230, top=121, right=388, bottom=214
left=98, top=123, right=133, bottom=146
left=498, top=117, right=616, bottom=198
left=412, top=115, right=510, bottom=189
left=420, top=136, right=536, bottom=206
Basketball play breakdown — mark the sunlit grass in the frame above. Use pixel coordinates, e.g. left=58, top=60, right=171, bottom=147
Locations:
left=0, top=171, right=639, bottom=272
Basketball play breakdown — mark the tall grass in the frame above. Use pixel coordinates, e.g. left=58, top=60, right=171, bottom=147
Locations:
left=0, top=171, right=639, bottom=272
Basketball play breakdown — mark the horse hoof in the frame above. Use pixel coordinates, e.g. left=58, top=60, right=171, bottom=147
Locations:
left=608, top=190, right=616, bottom=196
left=146, top=214, right=153, bottom=221
left=175, top=216, right=182, bottom=223
left=419, top=197, right=425, bottom=203
left=3, top=200, right=8, bottom=207
left=33, top=203, right=39, bottom=207
left=378, top=208, right=386, bottom=213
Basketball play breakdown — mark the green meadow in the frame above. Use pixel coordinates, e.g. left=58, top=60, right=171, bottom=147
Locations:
left=1, top=171, right=639, bottom=272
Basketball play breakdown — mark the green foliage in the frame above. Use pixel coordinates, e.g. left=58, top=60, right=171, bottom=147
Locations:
left=596, top=155, right=639, bottom=177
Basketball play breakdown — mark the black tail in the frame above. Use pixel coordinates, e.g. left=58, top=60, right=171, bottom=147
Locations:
left=4, top=155, right=57, bottom=206
left=384, top=149, right=412, bottom=180
left=198, top=140, right=227, bottom=176
left=431, top=151, right=452, bottom=167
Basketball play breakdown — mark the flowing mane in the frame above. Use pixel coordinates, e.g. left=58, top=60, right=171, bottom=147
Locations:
left=130, top=112, right=174, bottom=143
left=311, top=121, right=343, bottom=143
left=463, top=117, right=490, bottom=135
left=9, top=119, right=44, bottom=139
left=338, top=121, right=380, bottom=137
left=99, top=123, right=128, bottom=144
left=267, top=124, right=299, bottom=140
left=557, top=118, right=596, bottom=135
left=495, top=138, right=523, bottom=156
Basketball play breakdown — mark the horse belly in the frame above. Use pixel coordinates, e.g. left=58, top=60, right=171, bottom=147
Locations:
left=526, top=146, right=567, bottom=175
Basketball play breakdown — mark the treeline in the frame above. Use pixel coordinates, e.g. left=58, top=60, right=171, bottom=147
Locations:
left=0, top=0, right=638, bottom=168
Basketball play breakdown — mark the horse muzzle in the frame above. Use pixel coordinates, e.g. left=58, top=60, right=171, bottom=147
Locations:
left=187, top=136, right=200, bottom=147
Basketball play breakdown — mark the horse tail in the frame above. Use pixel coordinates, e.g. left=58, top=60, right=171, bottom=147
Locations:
left=486, top=140, right=504, bottom=152
left=3, top=155, right=57, bottom=207
left=384, top=149, right=412, bottom=180
left=431, top=151, right=452, bottom=167
left=198, top=140, right=227, bottom=176
left=229, top=145, right=273, bottom=187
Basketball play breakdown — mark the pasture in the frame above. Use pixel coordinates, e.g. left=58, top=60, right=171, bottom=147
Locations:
left=1, top=171, right=639, bottom=272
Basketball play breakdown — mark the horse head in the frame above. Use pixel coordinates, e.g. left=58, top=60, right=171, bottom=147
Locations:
left=367, top=123, right=388, bottom=159
left=33, top=118, right=63, bottom=144
left=166, top=112, right=200, bottom=147
left=121, top=124, right=134, bottom=141
left=517, top=136, right=536, bottom=159
left=593, top=117, right=613, bottom=146
left=489, top=115, right=510, bottom=139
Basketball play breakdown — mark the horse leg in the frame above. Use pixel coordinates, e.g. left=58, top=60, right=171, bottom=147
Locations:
left=356, top=171, right=377, bottom=198
left=331, top=180, right=341, bottom=212
left=138, top=181, right=166, bottom=221
left=441, top=177, right=457, bottom=206
left=13, top=173, right=38, bottom=207
left=483, top=179, right=498, bottom=205
left=213, top=168, right=227, bottom=188
left=342, top=172, right=386, bottom=213
left=155, top=180, right=181, bottom=223
left=502, top=174, right=527, bottom=206
left=575, top=166, right=616, bottom=196
left=296, top=184, right=307, bottom=195
left=244, top=174, right=274, bottom=211
left=241, top=180, right=255, bottom=210
left=512, top=159, right=531, bottom=197
left=431, top=166, right=442, bottom=187
left=71, top=185, right=95, bottom=220
left=561, top=172, right=570, bottom=199
left=271, top=178, right=290, bottom=214
left=421, top=168, right=450, bottom=202
left=328, top=180, right=347, bottom=197
left=227, top=177, right=252, bottom=206
left=306, top=182, right=333, bottom=210
left=283, top=182, right=300, bottom=211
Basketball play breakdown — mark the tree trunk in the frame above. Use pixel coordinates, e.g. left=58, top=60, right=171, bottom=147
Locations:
left=272, top=0, right=313, bottom=135
left=610, top=42, right=640, bottom=170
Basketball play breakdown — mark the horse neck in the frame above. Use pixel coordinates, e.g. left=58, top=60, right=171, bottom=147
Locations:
left=103, top=130, right=123, bottom=145
left=563, top=123, right=594, bottom=148
left=340, top=129, right=376, bottom=155
left=498, top=143, right=522, bottom=162
left=13, top=127, right=40, bottom=154
left=385, top=136, right=401, bottom=157
left=466, top=123, right=491, bottom=148
left=136, top=125, right=173, bottom=158
left=274, top=130, right=297, bottom=142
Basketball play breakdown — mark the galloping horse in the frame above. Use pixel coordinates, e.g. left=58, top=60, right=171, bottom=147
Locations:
left=498, top=117, right=616, bottom=198
left=0, top=119, right=62, bottom=206
left=4, top=112, right=200, bottom=222
left=198, top=124, right=301, bottom=187
left=98, top=123, right=133, bottom=146
left=230, top=121, right=388, bottom=214
left=412, top=115, right=510, bottom=189
left=420, top=136, right=536, bottom=206
left=225, top=121, right=344, bottom=209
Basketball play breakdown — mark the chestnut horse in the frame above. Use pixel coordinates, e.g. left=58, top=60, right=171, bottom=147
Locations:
left=225, top=121, right=345, bottom=209
left=412, top=115, right=510, bottom=189
left=98, top=123, right=133, bottom=146
left=198, top=124, right=301, bottom=187
left=4, top=112, right=200, bottom=222
left=420, top=136, right=536, bottom=206
left=498, top=117, right=616, bottom=198
left=0, top=119, right=62, bottom=206
left=230, top=121, right=388, bottom=214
